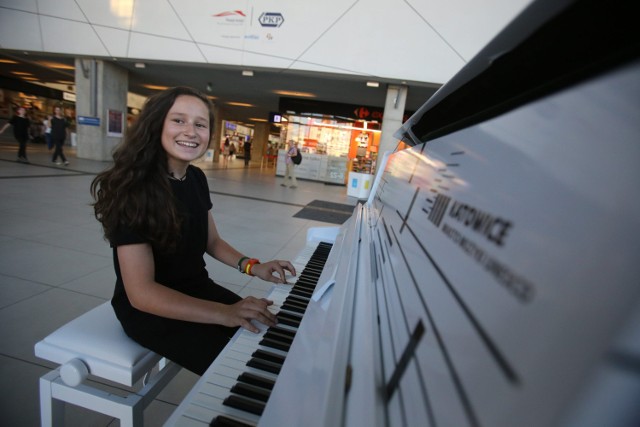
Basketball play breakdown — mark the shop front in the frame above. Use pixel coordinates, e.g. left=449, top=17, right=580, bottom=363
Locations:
left=0, top=79, right=76, bottom=145
left=274, top=98, right=384, bottom=189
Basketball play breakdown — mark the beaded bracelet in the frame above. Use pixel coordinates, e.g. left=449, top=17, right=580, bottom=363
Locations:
left=237, top=256, right=249, bottom=272
left=244, top=258, right=260, bottom=276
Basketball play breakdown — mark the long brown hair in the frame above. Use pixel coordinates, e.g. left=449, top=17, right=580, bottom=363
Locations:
left=90, top=86, right=214, bottom=252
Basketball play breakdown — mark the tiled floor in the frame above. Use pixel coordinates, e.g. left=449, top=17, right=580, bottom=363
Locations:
left=0, top=138, right=358, bottom=426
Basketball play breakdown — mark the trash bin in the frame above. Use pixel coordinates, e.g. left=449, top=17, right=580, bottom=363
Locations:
left=347, top=172, right=373, bottom=199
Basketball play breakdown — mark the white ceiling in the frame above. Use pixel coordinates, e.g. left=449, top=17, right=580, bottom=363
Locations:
left=0, top=0, right=533, bottom=124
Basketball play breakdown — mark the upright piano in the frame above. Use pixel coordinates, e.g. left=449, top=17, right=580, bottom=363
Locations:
left=166, top=0, right=640, bottom=425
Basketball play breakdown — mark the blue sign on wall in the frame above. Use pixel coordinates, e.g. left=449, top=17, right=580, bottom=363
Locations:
left=78, top=116, right=100, bottom=126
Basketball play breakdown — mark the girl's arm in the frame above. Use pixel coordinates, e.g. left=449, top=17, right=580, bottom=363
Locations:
left=205, top=211, right=296, bottom=283
left=118, top=243, right=276, bottom=333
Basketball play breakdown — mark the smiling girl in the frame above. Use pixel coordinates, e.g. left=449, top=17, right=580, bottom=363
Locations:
left=90, top=86, right=295, bottom=375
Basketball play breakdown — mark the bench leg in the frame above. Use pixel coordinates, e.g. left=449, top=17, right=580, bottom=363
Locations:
left=40, top=370, right=65, bottom=427
left=38, top=362, right=181, bottom=427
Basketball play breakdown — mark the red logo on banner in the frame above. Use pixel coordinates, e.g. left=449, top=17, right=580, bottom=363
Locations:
left=354, top=107, right=370, bottom=119
left=213, top=10, right=246, bottom=17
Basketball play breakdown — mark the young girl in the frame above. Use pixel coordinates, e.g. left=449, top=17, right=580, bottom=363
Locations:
left=90, top=86, right=295, bottom=375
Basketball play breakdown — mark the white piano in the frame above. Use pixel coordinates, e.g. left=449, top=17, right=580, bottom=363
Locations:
left=166, top=0, right=640, bottom=426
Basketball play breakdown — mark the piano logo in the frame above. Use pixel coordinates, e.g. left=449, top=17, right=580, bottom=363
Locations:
left=447, top=201, right=512, bottom=247
left=428, top=194, right=451, bottom=227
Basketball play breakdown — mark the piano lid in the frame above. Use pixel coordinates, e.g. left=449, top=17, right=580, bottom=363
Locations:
left=396, top=0, right=640, bottom=147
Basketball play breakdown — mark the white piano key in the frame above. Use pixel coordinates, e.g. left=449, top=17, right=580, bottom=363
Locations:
left=181, top=399, right=260, bottom=426
left=202, top=372, right=236, bottom=390
left=170, top=416, right=208, bottom=427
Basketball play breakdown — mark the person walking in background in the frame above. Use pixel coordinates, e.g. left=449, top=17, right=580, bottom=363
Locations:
left=90, top=86, right=296, bottom=375
left=222, top=137, right=230, bottom=168
left=0, top=106, right=31, bottom=162
left=281, top=139, right=298, bottom=188
left=50, top=106, right=69, bottom=165
left=43, top=115, right=53, bottom=150
left=243, top=138, right=252, bottom=167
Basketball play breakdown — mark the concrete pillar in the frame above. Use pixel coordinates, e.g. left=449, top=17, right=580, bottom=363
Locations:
left=251, top=122, right=269, bottom=164
left=75, top=59, right=128, bottom=161
left=211, top=103, right=223, bottom=163
left=379, top=84, right=408, bottom=156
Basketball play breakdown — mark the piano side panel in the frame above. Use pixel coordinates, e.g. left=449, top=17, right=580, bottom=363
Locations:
left=343, top=208, right=386, bottom=427
left=368, top=60, right=640, bottom=427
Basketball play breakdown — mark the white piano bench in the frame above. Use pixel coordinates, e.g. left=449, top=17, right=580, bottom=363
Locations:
left=34, top=302, right=181, bottom=427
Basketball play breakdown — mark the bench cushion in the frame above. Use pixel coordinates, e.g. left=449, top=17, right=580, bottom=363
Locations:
left=35, top=302, right=162, bottom=387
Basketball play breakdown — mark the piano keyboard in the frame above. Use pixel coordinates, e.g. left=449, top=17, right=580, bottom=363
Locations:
left=166, top=241, right=333, bottom=427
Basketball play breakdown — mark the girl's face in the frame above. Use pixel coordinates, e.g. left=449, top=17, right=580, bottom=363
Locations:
left=161, top=95, right=211, bottom=170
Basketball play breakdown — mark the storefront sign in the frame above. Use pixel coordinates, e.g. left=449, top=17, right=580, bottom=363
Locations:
left=279, top=97, right=414, bottom=122
left=280, top=97, right=376, bottom=121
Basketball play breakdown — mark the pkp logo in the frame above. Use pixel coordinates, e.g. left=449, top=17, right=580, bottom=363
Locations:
left=259, top=12, right=284, bottom=27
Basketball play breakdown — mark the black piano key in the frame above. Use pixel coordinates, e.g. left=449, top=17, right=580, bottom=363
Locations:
left=278, top=310, right=303, bottom=321
left=291, top=285, right=314, bottom=294
left=230, top=382, right=271, bottom=402
left=247, top=357, right=282, bottom=374
left=252, top=349, right=286, bottom=365
left=293, top=282, right=316, bottom=291
left=263, top=331, right=293, bottom=345
left=237, top=372, right=275, bottom=390
left=259, top=337, right=291, bottom=352
left=286, top=292, right=310, bottom=302
left=268, top=325, right=297, bottom=338
left=301, top=268, right=323, bottom=275
left=294, top=279, right=316, bottom=287
left=275, top=316, right=301, bottom=329
left=223, top=394, right=265, bottom=416
left=280, top=303, right=305, bottom=314
left=281, top=298, right=307, bottom=309
left=285, top=294, right=309, bottom=305
left=210, top=415, right=255, bottom=427
left=290, top=288, right=313, bottom=298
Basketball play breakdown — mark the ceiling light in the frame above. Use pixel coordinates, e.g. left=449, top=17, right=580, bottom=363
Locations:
left=273, top=90, right=315, bottom=98
left=366, top=81, right=379, bottom=88
left=250, top=118, right=268, bottom=122
left=227, top=102, right=254, bottom=107
left=135, top=62, right=145, bottom=68
left=242, top=70, right=254, bottom=77
left=0, top=59, right=18, bottom=64
left=36, top=61, right=75, bottom=70
left=142, top=84, right=169, bottom=90
left=11, top=71, right=33, bottom=76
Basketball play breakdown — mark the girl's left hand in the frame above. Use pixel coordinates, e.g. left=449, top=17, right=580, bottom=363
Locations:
left=251, top=260, right=296, bottom=284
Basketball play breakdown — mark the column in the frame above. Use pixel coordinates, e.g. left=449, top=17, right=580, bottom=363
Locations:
left=379, top=84, right=408, bottom=156
left=251, top=122, right=269, bottom=166
left=74, top=59, right=128, bottom=161
left=211, top=103, right=223, bottom=163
